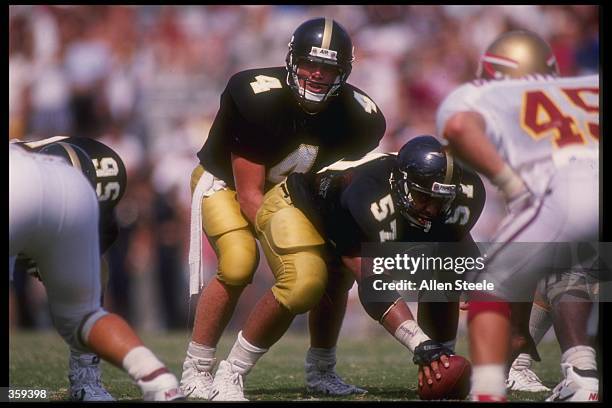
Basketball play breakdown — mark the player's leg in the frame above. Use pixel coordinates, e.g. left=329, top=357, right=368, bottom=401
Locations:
left=507, top=283, right=551, bottom=392
left=418, top=302, right=459, bottom=351
left=467, top=297, right=511, bottom=401
left=544, top=271, right=599, bottom=402
left=306, top=261, right=366, bottom=395
left=67, top=255, right=114, bottom=401
left=542, top=160, right=599, bottom=402
left=181, top=166, right=259, bottom=399
left=211, top=183, right=328, bottom=401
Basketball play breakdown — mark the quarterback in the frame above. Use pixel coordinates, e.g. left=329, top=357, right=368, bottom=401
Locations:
left=182, top=17, right=385, bottom=399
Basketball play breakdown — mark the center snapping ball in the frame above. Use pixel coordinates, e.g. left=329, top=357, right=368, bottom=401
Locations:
left=417, top=355, right=472, bottom=400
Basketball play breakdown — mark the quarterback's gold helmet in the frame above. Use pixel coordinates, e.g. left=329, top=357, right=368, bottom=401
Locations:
left=477, top=30, right=559, bottom=80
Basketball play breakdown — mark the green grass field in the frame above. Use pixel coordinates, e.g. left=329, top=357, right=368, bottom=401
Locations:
left=9, top=330, right=562, bottom=401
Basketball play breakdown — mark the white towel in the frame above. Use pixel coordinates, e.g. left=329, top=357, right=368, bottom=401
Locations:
left=188, top=170, right=227, bottom=296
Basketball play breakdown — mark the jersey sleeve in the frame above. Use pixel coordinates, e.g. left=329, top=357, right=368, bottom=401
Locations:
left=436, top=82, right=503, bottom=150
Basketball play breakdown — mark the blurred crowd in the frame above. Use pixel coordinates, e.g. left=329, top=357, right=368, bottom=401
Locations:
left=8, top=5, right=599, bottom=334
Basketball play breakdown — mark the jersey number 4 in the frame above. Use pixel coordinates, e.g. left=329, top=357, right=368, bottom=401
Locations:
left=521, top=87, right=599, bottom=148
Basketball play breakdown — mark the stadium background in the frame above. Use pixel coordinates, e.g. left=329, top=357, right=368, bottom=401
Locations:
left=8, top=5, right=599, bottom=342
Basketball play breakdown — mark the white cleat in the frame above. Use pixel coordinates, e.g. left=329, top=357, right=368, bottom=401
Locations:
left=546, top=363, right=599, bottom=402
left=305, top=360, right=367, bottom=396
left=138, top=372, right=185, bottom=401
left=505, top=366, right=550, bottom=392
left=180, top=358, right=215, bottom=399
left=209, top=360, right=248, bottom=401
left=68, top=353, right=115, bottom=401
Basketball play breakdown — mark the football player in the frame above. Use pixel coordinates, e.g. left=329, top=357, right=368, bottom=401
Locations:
left=436, top=30, right=599, bottom=401
left=181, top=17, right=385, bottom=399
left=9, top=144, right=183, bottom=401
left=208, top=135, right=486, bottom=400
left=13, top=136, right=127, bottom=400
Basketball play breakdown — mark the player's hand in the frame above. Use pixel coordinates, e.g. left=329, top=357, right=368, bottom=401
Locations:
left=413, top=340, right=453, bottom=386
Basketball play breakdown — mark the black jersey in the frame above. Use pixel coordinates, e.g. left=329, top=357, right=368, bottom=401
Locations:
left=18, top=137, right=127, bottom=253
left=198, top=66, right=386, bottom=191
left=287, top=153, right=486, bottom=256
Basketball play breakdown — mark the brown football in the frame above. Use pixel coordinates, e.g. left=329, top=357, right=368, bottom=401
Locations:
left=417, top=355, right=472, bottom=400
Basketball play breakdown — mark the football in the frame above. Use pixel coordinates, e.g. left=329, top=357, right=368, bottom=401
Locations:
left=417, top=355, right=472, bottom=400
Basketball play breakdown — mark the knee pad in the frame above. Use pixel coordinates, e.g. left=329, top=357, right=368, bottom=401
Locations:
left=62, top=308, right=109, bottom=353
left=358, top=274, right=402, bottom=322
left=271, top=250, right=327, bottom=314
left=215, top=228, right=259, bottom=286
left=467, top=292, right=511, bottom=323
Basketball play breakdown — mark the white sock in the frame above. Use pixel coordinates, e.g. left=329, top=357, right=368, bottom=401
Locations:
left=122, top=346, right=166, bottom=382
left=470, top=364, right=507, bottom=397
left=529, top=303, right=552, bottom=345
left=185, top=341, right=216, bottom=372
left=393, top=320, right=431, bottom=353
left=561, top=345, right=597, bottom=371
left=226, top=331, right=268, bottom=376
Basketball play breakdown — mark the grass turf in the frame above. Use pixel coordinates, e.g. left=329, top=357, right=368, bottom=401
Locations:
left=8, top=329, right=561, bottom=401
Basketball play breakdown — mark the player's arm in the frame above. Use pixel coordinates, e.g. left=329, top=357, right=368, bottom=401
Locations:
left=442, top=111, right=526, bottom=201
left=232, top=152, right=266, bottom=225
left=340, top=254, right=452, bottom=385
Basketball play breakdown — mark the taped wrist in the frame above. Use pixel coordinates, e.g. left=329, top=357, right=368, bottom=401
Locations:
left=395, top=319, right=431, bottom=354
left=491, top=164, right=526, bottom=200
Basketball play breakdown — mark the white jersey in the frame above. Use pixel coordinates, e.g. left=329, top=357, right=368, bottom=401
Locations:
left=436, top=75, right=599, bottom=195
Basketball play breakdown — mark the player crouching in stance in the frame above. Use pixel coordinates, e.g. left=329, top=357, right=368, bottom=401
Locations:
left=14, top=136, right=127, bottom=401
left=9, top=144, right=184, bottom=401
left=208, top=135, right=486, bottom=400
left=437, top=30, right=599, bottom=401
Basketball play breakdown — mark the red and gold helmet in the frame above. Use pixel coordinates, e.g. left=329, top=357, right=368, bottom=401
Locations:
left=477, top=30, right=559, bottom=80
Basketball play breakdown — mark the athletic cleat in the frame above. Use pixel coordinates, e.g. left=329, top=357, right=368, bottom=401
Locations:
left=180, top=358, right=215, bottom=399
left=505, top=366, right=550, bottom=392
left=138, top=372, right=185, bottom=401
left=210, top=360, right=248, bottom=401
left=305, top=360, right=367, bottom=396
left=68, top=352, right=115, bottom=401
left=546, top=363, right=599, bottom=402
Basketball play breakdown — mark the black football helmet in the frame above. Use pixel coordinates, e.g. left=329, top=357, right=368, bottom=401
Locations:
left=39, top=141, right=97, bottom=188
left=390, top=135, right=462, bottom=231
left=286, top=17, right=354, bottom=113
